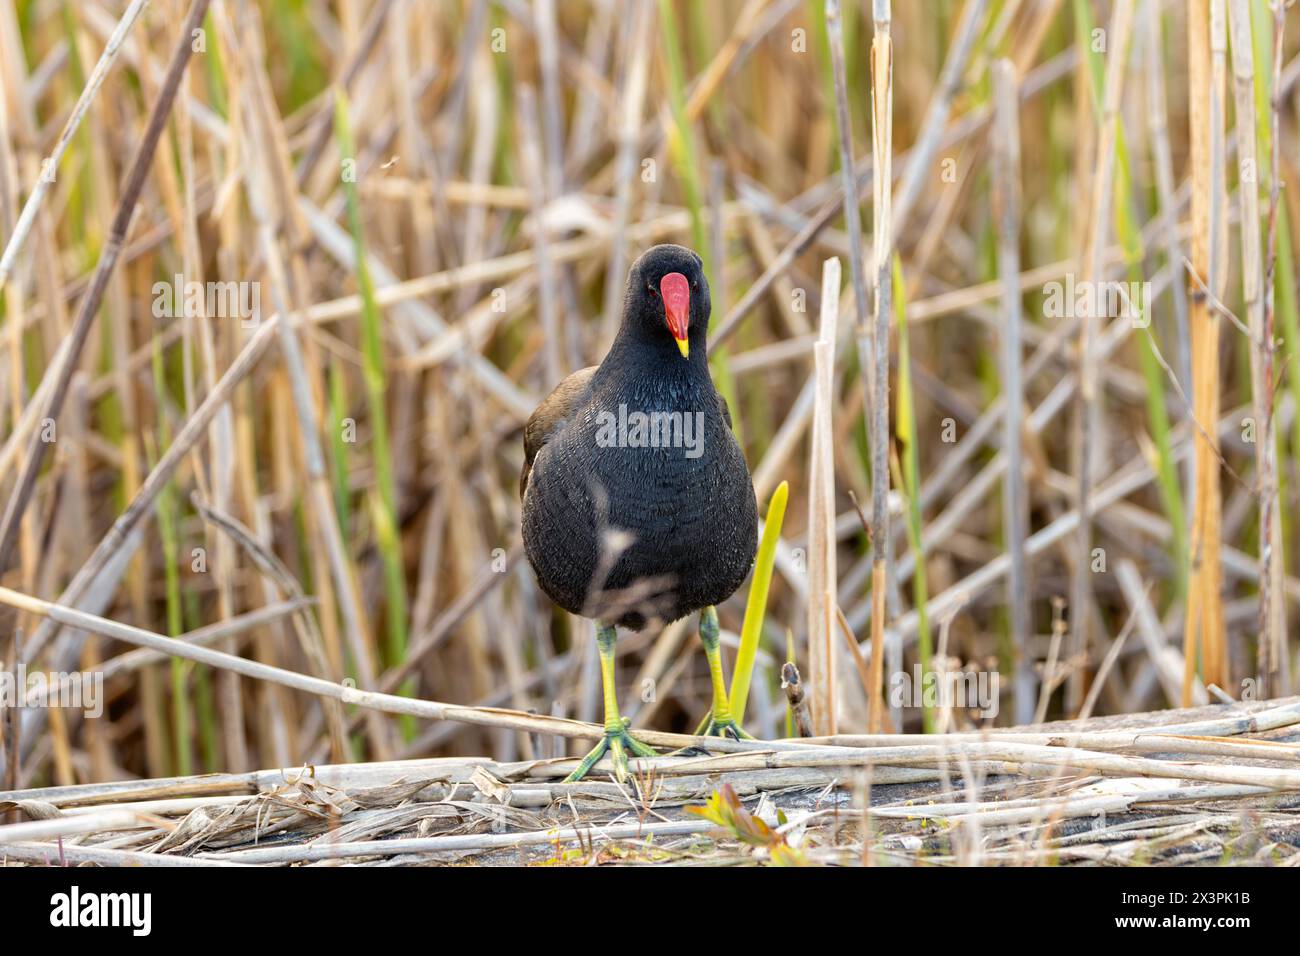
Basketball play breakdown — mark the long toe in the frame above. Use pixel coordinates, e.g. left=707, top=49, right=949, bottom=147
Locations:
left=699, top=714, right=755, bottom=740
left=563, top=730, right=660, bottom=783
left=564, top=736, right=611, bottom=783
left=624, top=733, right=660, bottom=759
left=608, top=735, right=629, bottom=783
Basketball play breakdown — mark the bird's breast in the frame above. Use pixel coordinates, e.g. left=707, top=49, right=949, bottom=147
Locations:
left=521, top=376, right=758, bottom=627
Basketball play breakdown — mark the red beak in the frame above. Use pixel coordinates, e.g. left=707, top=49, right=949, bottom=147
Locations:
left=660, top=272, right=691, bottom=358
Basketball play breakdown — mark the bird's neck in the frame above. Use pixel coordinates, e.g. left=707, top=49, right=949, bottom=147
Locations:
left=608, top=318, right=709, bottom=367
left=596, top=326, right=714, bottom=400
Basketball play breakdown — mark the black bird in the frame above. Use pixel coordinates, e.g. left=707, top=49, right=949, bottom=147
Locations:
left=521, top=244, right=759, bottom=781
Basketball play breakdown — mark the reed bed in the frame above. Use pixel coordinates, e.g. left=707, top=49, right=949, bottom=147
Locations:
left=3, top=695, right=1298, bottom=865
left=1, top=0, right=1299, bottom=866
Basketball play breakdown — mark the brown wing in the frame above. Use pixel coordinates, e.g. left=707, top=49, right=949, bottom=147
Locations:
left=519, top=366, right=598, bottom=498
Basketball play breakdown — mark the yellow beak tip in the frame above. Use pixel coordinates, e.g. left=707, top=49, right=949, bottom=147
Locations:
left=675, top=338, right=690, bottom=359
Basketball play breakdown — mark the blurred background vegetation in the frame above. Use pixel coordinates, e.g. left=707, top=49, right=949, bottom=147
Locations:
left=0, top=0, right=1298, bottom=790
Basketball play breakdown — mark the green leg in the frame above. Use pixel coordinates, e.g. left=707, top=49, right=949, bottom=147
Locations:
left=564, top=622, right=659, bottom=783
left=694, top=606, right=754, bottom=740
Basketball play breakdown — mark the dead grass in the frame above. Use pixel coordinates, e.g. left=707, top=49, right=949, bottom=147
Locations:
left=1, top=0, right=1299, bottom=865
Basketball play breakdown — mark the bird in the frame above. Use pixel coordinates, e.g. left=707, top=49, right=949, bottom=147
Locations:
left=520, top=243, right=759, bottom=782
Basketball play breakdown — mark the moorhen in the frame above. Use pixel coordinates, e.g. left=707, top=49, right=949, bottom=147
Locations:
left=521, top=244, right=759, bottom=781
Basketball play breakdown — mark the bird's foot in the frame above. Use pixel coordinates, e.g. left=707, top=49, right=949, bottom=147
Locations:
left=694, top=710, right=755, bottom=741
left=667, top=712, right=754, bottom=758
left=563, top=720, right=660, bottom=783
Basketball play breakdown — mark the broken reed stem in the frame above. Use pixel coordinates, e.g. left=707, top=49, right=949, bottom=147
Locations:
left=991, top=58, right=1033, bottom=725
left=1225, top=0, right=1284, bottom=698
left=782, top=661, right=815, bottom=738
left=1183, top=0, right=1228, bottom=703
left=0, top=0, right=212, bottom=575
left=867, top=0, right=893, bottom=734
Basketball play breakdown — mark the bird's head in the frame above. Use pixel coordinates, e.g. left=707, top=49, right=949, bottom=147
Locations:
left=625, top=244, right=710, bottom=360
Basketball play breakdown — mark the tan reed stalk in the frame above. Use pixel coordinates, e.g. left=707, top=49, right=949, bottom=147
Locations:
left=1183, top=0, right=1228, bottom=703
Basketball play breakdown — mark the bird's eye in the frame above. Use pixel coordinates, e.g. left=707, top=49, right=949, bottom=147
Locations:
left=647, top=283, right=658, bottom=296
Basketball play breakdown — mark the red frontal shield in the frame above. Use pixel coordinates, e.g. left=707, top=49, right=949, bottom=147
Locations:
left=660, top=271, right=690, bottom=357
